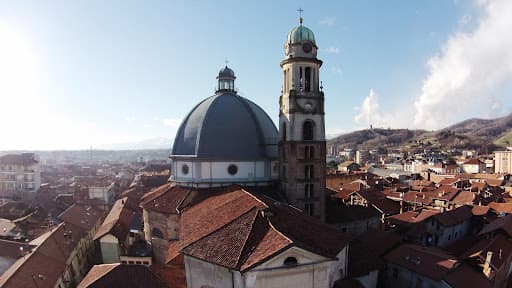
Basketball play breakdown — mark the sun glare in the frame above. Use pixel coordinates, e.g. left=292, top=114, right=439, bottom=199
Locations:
left=0, top=22, right=43, bottom=149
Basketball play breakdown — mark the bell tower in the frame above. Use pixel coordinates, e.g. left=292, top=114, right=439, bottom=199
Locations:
left=279, top=14, right=326, bottom=221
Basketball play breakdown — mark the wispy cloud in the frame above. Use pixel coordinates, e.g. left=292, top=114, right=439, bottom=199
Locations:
left=458, top=14, right=472, bottom=25
left=325, top=47, right=340, bottom=54
left=163, top=118, right=182, bottom=127
left=413, top=0, right=512, bottom=129
left=319, top=17, right=335, bottom=26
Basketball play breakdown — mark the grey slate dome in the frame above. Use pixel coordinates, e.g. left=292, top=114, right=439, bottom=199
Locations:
left=171, top=92, right=278, bottom=160
left=218, top=66, right=235, bottom=78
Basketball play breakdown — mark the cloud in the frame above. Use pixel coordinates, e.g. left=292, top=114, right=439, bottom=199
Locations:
left=319, top=17, right=335, bottom=26
left=325, top=47, right=340, bottom=54
left=413, top=0, right=512, bottom=129
left=354, top=89, right=384, bottom=127
left=163, top=118, right=182, bottom=127
left=459, top=14, right=472, bottom=25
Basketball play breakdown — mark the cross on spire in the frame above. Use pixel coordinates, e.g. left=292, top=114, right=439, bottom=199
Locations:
left=297, top=8, right=304, bottom=24
left=224, top=59, right=229, bottom=67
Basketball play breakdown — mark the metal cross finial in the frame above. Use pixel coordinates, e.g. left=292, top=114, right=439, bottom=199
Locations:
left=225, top=59, right=229, bottom=67
left=297, top=8, right=304, bottom=24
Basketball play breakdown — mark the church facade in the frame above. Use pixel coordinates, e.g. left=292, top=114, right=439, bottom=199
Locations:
left=140, top=17, right=345, bottom=288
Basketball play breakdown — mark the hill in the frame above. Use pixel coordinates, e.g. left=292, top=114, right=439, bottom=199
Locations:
left=328, top=112, right=512, bottom=151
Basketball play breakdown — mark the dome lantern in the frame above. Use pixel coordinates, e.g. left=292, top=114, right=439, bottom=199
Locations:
left=216, top=65, right=236, bottom=94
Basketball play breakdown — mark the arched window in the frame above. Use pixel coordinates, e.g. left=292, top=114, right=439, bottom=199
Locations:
left=152, top=227, right=164, bottom=239
left=284, top=256, right=298, bottom=266
left=303, top=121, right=314, bottom=141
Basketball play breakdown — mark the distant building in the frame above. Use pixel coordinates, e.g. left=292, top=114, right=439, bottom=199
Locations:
left=494, top=150, right=512, bottom=173
left=461, top=158, right=484, bottom=174
left=0, top=153, right=41, bottom=195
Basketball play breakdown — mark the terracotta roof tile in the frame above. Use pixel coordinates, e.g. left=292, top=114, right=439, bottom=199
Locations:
left=433, top=205, right=473, bottom=226
left=78, top=263, right=168, bottom=288
left=478, top=214, right=512, bottom=237
left=452, top=191, right=476, bottom=206
left=94, top=197, right=137, bottom=241
left=0, top=223, right=83, bottom=288
left=177, top=185, right=351, bottom=272
left=384, top=244, right=458, bottom=281
left=488, top=202, right=512, bottom=214
left=472, top=205, right=490, bottom=216
left=57, top=204, right=103, bottom=232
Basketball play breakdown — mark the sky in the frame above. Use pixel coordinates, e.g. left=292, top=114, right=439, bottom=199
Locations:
left=0, top=0, right=511, bottom=150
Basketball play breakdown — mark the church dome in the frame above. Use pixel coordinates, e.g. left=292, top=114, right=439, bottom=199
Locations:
left=171, top=92, right=278, bottom=160
left=286, top=24, right=316, bottom=45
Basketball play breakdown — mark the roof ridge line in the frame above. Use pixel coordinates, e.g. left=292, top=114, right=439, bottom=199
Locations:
left=240, top=188, right=269, bottom=209
left=234, top=208, right=262, bottom=269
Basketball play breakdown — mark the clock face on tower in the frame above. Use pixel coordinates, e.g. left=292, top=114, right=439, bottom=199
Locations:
left=302, top=42, right=312, bottom=53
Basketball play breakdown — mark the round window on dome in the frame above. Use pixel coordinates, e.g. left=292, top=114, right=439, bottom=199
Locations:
left=228, top=164, right=238, bottom=175
left=181, top=164, right=189, bottom=175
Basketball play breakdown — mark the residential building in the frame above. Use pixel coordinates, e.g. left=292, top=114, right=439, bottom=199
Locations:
left=495, top=150, right=512, bottom=173
left=0, top=153, right=41, bottom=195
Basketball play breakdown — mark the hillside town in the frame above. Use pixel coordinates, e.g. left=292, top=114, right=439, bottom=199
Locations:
left=1, top=4, right=512, bottom=288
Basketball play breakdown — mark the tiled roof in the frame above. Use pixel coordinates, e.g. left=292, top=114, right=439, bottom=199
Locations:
left=0, top=223, right=83, bottom=288
left=57, top=204, right=103, bottom=232
left=429, top=185, right=460, bottom=201
left=452, top=191, right=476, bottom=206
left=140, top=184, right=193, bottom=214
left=472, top=205, right=490, bottom=216
left=433, top=205, right=473, bottom=226
left=388, top=209, right=440, bottom=225
left=384, top=244, right=458, bottom=281
left=488, top=202, right=512, bottom=214
left=462, top=233, right=512, bottom=271
left=178, top=186, right=351, bottom=272
left=478, top=214, right=512, bottom=237
left=0, top=239, right=35, bottom=260
left=78, top=263, right=168, bottom=288
left=94, top=197, right=137, bottom=241
left=463, top=158, right=481, bottom=165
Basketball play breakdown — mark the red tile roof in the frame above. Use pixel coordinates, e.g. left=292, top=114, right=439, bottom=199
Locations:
left=0, top=223, right=83, bottom=288
left=78, top=263, right=168, bottom=288
left=94, top=197, right=137, bottom=241
left=478, top=214, right=512, bottom=237
left=488, top=202, right=512, bottom=214
left=388, top=209, right=440, bottom=225
left=57, top=204, right=103, bottom=232
left=178, top=185, right=351, bottom=272
left=452, top=191, right=476, bottom=206
left=384, top=244, right=458, bottom=281
left=463, top=158, right=481, bottom=165
left=472, top=205, right=490, bottom=216
left=140, top=184, right=195, bottom=214
left=433, top=205, right=473, bottom=227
